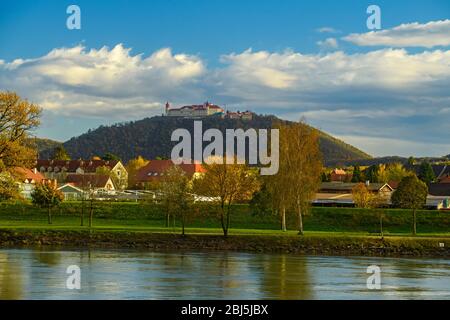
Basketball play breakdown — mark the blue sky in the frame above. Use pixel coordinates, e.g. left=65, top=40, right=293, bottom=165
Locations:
left=0, top=0, right=449, bottom=157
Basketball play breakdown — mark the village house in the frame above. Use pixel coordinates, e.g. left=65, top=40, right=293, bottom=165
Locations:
left=13, top=167, right=46, bottom=199
left=135, top=160, right=206, bottom=188
left=314, top=181, right=394, bottom=206
left=37, top=159, right=128, bottom=190
left=427, top=183, right=450, bottom=210
left=57, top=183, right=84, bottom=201
left=65, top=174, right=115, bottom=191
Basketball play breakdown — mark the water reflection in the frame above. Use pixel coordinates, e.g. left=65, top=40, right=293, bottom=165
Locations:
left=0, top=252, right=24, bottom=299
left=0, top=248, right=448, bottom=300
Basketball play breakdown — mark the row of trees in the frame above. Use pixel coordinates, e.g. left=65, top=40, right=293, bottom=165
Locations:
left=324, top=161, right=437, bottom=185
left=352, top=175, right=428, bottom=235
left=153, top=121, right=322, bottom=237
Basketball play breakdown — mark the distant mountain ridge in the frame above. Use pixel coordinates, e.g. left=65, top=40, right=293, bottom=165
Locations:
left=38, top=114, right=372, bottom=165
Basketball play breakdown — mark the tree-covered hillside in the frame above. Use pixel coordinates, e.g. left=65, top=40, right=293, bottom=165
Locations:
left=39, top=115, right=371, bottom=165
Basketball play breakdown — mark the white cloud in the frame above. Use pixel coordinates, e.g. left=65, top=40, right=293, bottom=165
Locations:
left=317, top=38, right=338, bottom=50
left=317, top=27, right=340, bottom=34
left=343, top=19, right=450, bottom=48
left=214, top=48, right=450, bottom=103
left=0, top=44, right=205, bottom=117
left=1, top=42, right=449, bottom=156
left=337, top=135, right=450, bottom=158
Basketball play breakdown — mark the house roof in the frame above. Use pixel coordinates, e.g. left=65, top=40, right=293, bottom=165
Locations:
left=136, top=160, right=206, bottom=183
left=320, top=182, right=392, bottom=193
left=37, top=159, right=120, bottom=173
left=58, top=183, right=84, bottom=193
left=331, top=169, right=347, bottom=175
left=428, top=183, right=450, bottom=197
left=13, top=167, right=45, bottom=183
left=65, top=174, right=113, bottom=188
left=406, top=164, right=450, bottom=180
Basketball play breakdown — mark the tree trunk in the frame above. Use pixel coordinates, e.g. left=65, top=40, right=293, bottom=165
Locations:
left=181, top=212, right=185, bottom=236
left=297, top=205, right=304, bottom=236
left=48, top=207, right=52, bottom=225
left=412, top=209, right=417, bottom=236
left=281, top=207, right=287, bottom=232
left=380, top=213, right=383, bottom=239
left=89, top=200, right=93, bottom=228
left=220, top=202, right=227, bottom=237
left=80, top=201, right=84, bottom=226
left=225, top=203, right=231, bottom=238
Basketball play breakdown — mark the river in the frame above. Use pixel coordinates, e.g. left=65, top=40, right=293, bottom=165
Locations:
left=0, top=248, right=449, bottom=300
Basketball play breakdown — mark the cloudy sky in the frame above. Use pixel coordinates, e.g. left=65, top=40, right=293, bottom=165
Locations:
left=0, top=0, right=449, bottom=157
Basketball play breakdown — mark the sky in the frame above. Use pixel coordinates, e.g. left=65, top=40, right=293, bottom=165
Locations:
left=0, top=0, right=449, bottom=157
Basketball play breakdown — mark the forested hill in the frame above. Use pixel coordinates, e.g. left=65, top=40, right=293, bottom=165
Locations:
left=39, top=115, right=371, bottom=165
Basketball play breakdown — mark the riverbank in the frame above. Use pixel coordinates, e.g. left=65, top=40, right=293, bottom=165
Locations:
left=0, top=229, right=449, bottom=257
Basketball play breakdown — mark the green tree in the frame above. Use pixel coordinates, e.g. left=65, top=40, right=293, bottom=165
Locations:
left=351, top=165, right=363, bottom=182
left=249, top=183, right=274, bottom=216
left=51, top=145, right=70, bottom=160
left=391, top=175, right=428, bottom=236
left=418, top=161, right=435, bottom=184
left=101, top=153, right=120, bottom=161
left=31, top=182, right=64, bottom=224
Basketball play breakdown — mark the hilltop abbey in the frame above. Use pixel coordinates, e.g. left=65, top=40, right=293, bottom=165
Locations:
left=165, top=101, right=253, bottom=120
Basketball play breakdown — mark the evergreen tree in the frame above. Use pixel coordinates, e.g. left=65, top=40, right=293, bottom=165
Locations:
left=418, top=161, right=435, bottom=184
left=51, top=145, right=70, bottom=160
left=391, top=175, right=428, bottom=236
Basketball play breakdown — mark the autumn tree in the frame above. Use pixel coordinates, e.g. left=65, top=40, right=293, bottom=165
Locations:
left=265, top=164, right=289, bottom=231
left=0, top=92, right=42, bottom=169
left=31, top=182, right=64, bottom=224
left=391, top=175, right=428, bottom=236
left=126, top=156, right=149, bottom=188
left=352, top=183, right=375, bottom=209
left=159, top=166, right=193, bottom=235
left=278, top=121, right=322, bottom=235
left=386, top=163, right=412, bottom=182
left=194, top=157, right=260, bottom=237
left=0, top=170, right=20, bottom=201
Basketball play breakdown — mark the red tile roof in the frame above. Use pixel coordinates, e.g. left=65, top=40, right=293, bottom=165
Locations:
left=13, top=167, right=45, bottom=183
left=136, top=160, right=206, bottom=183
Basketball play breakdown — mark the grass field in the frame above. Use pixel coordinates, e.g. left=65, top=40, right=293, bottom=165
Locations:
left=0, top=201, right=449, bottom=238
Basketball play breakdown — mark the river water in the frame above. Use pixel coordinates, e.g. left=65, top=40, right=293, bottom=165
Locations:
left=0, top=248, right=449, bottom=300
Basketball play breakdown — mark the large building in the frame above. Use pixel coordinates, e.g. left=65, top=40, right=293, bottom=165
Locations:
left=165, top=101, right=224, bottom=118
left=135, top=160, right=206, bottom=187
left=36, top=159, right=128, bottom=190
